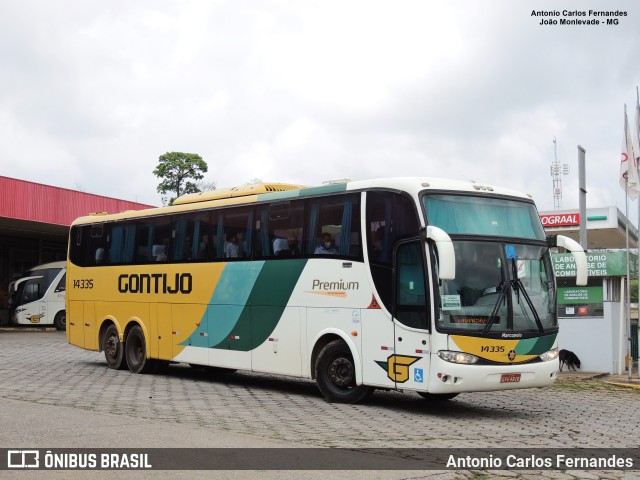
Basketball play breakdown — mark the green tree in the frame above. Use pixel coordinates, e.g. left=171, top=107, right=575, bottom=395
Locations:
left=153, top=152, right=208, bottom=205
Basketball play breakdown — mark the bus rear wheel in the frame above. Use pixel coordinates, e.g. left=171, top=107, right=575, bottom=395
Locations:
left=315, top=340, right=373, bottom=404
left=103, top=324, right=127, bottom=370
left=125, top=325, right=155, bottom=374
left=54, top=311, right=66, bottom=331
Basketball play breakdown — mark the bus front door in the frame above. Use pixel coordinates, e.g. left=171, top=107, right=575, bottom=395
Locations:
left=392, top=240, right=431, bottom=391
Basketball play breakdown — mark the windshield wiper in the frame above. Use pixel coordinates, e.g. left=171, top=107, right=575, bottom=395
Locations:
left=511, top=259, right=544, bottom=334
left=482, top=265, right=508, bottom=335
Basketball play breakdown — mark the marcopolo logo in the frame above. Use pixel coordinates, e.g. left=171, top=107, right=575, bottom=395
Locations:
left=117, top=273, right=193, bottom=294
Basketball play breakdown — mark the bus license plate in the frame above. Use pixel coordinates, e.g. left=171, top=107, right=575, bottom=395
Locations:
left=500, top=373, right=521, bottom=383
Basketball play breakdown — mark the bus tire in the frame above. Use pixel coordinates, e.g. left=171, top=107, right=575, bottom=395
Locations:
left=315, top=339, right=373, bottom=404
left=417, top=392, right=459, bottom=401
left=54, top=311, right=66, bottom=331
left=125, top=325, right=155, bottom=374
left=103, top=324, right=127, bottom=370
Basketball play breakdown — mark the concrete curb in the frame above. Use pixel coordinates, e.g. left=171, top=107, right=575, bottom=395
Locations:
left=602, top=380, right=640, bottom=390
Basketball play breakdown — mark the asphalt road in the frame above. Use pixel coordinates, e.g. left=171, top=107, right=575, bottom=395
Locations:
left=0, top=330, right=638, bottom=479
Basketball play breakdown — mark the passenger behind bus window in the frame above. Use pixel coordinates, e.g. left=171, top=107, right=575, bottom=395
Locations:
left=314, top=232, right=337, bottom=255
left=277, top=235, right=301, bottom=256
left=370, top=226, right=384, bottom=260
left=198, top=234, right=209, bottom=259
left=225, top=233, right=240, bottom=258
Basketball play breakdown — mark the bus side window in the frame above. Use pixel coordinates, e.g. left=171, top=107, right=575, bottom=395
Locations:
left=88, top=223, right=110, bottom=266
left=218, top=207, right=253, bottom=260
left=168, top=212, right=213, bottom=261
left=256, top=201, right=304, bottom=258
left=306, top=194, right=361, bottom=258
left=109, top=224, right=136, bottom=264
left=395, top=241, right=429, bottom=330
left=55, top=273, right=66, bottom=293
left=149, top=222, right=171, bottom=262
left=366, top=191, right=421, bottom=312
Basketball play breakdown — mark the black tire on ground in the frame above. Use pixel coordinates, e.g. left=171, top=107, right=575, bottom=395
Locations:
left=53, top=311, right=66, bottom=331
left=417, top=392, right=459, bottom=401
left=103, top=324, right=127, bottom=370
left=125, top=325, right=156, bottom=374
left=315, top=339, right=373, bottom=403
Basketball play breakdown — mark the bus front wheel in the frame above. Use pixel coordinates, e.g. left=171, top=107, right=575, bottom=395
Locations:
left=315, top=340, right=373, bottom=404
left=125, top=325, right=155, bottom=374
left=103, top=324, right=126, bottom=370
left=54, top=311, right=66, bottom=331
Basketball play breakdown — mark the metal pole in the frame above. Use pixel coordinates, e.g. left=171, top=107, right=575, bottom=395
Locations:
left=625, top=176, right=632, bottom=382
left=578, top=146, right=587, bottom=249
left=636, top=87, right=640, bottom=379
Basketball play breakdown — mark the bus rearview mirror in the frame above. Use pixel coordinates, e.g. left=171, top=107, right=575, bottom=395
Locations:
left=426, top=226, right=455, bottom=280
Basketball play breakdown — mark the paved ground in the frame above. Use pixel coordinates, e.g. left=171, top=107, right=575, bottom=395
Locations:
left=0, top=330, right=639, bottom=479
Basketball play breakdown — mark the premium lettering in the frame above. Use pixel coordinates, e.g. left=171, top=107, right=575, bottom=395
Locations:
left=118, top=273, right=192, bottom=294
left=312, top=279, right=359, bottom=291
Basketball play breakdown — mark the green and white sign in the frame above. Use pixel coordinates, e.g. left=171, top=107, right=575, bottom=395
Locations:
left=552, top=251, right=638, bottom=278
left=557, top=286, right=603, bottom=305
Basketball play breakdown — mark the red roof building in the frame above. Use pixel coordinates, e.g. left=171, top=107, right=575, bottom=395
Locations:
left=0, top=176, right=155, bottom=316
left=0, top=176, right=154, bottom=227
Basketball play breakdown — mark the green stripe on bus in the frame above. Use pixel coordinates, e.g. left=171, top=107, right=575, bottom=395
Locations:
left=514, top=334, right=557, bottom=355
left=210, top=259, right=308, bottom=351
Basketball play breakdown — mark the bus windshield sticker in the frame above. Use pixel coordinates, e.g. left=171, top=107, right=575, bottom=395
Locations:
left=505, top=245, right=517, bottom=259
left=450, top=315, right=500, bottom=325
left=441, top=295, right=461, bottom=310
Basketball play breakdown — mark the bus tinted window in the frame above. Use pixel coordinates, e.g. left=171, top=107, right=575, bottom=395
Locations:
left=307, top=194, right=361, bottom=258
left=366, top=191, right=420, bottom=311
left=256, top=201, right=304, bottom=258
left=424, top=194, right=546, bottom=240
left=366, top=191, right=420, bottom=265
left=218, top=207, right=252, bottom=259
left=171, top=212, right=213, bottom=262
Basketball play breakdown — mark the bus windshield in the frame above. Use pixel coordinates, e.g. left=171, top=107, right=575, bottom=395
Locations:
left=423, top=194, right=546, bottom=240
left=437, top=241, right=556, bottom=335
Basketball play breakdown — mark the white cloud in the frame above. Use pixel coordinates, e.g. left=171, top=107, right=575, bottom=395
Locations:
left=0, top=0, right=638, bottom=221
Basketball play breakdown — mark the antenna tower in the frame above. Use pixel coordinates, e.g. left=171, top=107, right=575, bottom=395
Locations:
left=550, top=138, right=569, bottom=209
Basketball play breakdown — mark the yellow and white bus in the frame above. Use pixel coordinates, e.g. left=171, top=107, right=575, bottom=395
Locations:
left=66, top=178, right=587, bottom=403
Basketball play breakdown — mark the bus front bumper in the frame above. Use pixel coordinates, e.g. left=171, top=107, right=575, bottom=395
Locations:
left=426, top=355, right=559, bottom=394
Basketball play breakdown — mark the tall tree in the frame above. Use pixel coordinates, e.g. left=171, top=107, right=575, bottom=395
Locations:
left=153, top=152, right=208, bottom=205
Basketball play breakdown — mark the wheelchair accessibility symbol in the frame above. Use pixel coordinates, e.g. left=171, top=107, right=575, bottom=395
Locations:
left=414, top=368, right=424, bottom=383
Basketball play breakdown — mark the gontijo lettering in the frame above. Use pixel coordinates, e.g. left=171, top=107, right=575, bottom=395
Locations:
left=118, top=273, right=192, bottom=294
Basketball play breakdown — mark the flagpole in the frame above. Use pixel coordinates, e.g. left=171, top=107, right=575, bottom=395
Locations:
left=636, top=86, right=640, bottom=379
left=626, top=172, right=632, bottom=382
left=623, top=105, right=632, bottom=381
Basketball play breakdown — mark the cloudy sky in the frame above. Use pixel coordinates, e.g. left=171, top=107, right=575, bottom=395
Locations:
left=1, top=1, right=639, bottom=219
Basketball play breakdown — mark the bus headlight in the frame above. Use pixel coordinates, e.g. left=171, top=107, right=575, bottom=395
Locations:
left=539, top=348, right=559, bottom=362
left=438, top=350, right=479, bottom=365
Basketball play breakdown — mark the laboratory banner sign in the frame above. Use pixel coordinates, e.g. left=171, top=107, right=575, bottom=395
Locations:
left=552, top=251, right=638, bottom=278
left=557, top=287, right=603, bottom=305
